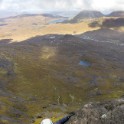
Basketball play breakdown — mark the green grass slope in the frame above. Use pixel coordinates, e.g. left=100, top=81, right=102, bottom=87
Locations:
left=0, top=35, right=124, bottom=123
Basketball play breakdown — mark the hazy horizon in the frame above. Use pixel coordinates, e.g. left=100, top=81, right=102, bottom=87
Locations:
left=0, top=0, right=124, bottom=18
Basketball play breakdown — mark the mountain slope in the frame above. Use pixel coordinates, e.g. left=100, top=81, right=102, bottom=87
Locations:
left=0, top=34, right=124, bottom=123
left=79, top=28, right=124, bottom=44
left=108, top=11, right=124, bottom=17
left=69, top=10, right=104, bottom=23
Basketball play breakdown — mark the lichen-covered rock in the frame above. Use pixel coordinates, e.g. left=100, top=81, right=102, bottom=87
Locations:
left=66, top=98, right=124, bottom=124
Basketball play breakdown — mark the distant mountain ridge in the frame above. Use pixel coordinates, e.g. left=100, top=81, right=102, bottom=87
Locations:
left=69, top=10, right=104, bottom=23
left=68, top=10, right=124, bottom=23
left=108, top=11, right=124, bottom=17
left=1, top=13, right=64, bottom=20
left=1, top=10, right=124, bottom=22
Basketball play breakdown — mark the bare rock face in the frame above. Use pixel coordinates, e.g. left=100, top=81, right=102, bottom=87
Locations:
left=66, top=98, right=124, bottom=124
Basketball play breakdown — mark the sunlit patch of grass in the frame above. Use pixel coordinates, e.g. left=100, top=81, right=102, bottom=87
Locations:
left=0, top=96, right=13, bottom=116
left=0, top=68, right=7, bottom=75
left=40, top=46, right=57, bottom=60
left=0, top=17, right=99, bottom=42
left=0, top=119, right=9, bottom=124
left=111, top=26, right=124, bottom=32
left=94, top=90, right=124, bottom=102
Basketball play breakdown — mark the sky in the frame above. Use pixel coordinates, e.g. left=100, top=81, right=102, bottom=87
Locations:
left=0, top=0, right=124, bottom=17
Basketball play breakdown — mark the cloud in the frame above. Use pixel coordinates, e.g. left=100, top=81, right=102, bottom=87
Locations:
left=92, top=0, right=124, bottom=12
left=0, top=0, right=124, bottom=17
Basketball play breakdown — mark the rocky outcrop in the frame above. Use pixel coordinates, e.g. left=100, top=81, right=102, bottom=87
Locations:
left=66, top=98, right=124, bottom=124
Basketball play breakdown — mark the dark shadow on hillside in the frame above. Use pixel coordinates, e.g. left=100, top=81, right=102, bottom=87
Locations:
left=89, top=18, right=124, bottom=28
left=102, top=18, right=124, bottom=28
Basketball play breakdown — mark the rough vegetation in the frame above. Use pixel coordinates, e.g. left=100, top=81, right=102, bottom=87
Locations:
left=0, top=11, right=124, bottom=124
left=0, top=33, right=124, bottom=123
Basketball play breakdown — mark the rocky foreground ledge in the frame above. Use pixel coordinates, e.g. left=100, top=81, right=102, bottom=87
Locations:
left=66, top=98, right=124, bottom=124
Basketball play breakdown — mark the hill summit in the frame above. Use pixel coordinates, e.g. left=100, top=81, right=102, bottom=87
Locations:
left=69, top=10, right=104, bottom=23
